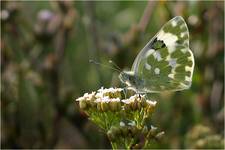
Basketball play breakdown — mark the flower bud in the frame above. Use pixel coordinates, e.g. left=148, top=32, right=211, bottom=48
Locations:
left=107, top=130, right=116, bottom=142
left=110, top=126, right=120, bottom=136
left=109, top=98, right=121, bottom=112
left=113, top=91, right=122, bottom=99
left=140, top=99, right=147, bottom=107
left=130, top=126, right=138, bottom=136
left=101, top=102, right=109, bottom=112
left=116, top=102, right=121, bottom=111
left=131, top=100, right=138, bottom=111
left=146, top=100, right=157, bottom=114
left=149, top=125, right=158, bottom=137
left=79, top=100, right=87, bottom=110
left=127, top=126, right=133, bottom=137
left=155, top=131, right=165, bottom=140
left=109, top=102, right=117, bottom=111
left=124, top=104, right=131, bottom=112
left=90, top=101, right=97, bottom=108
left=142, top=126, right=148, bottom=136
left=137, top=100, right=142, bottom=110
left=97, top=102, right=102, bottom=111
left=121, top=126, right=129, bottom=137
left=147, top=106, right=154, bottom=114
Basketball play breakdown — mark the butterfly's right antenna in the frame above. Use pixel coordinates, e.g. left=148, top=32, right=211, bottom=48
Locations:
left=89, top=59, right=120, bottom=73
left=108, top=60, right=121, bottom=71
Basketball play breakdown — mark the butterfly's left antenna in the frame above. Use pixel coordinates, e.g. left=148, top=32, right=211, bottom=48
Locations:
left=89, top=59, right=120, bottom=73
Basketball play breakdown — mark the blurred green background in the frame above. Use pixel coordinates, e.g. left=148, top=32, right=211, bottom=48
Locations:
left=1, top=1, right=224, bottom=149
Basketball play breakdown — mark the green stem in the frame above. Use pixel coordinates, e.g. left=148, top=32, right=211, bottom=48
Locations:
left=127, top=138, right=134, bottom=149
left=125, top=139, right=130, bottom=150
left=143, top=129, right=152, bottom=148
left=111, top=141, right=118, bottom=149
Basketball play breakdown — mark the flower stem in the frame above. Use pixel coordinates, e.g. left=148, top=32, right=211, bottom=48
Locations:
left=111, top=141, right=118, bottom=149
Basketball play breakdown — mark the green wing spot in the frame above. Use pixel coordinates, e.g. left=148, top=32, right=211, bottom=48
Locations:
left=188, top=60, right=193, bottom=67
left=147, top=54, right=157, bottom=67
left=175, top=65, right=185, bottom=72
left=171, top=47, right=190, bottom=58
left=155, top=60, right=169, bottom=69
left=138, top=59, right=148, bottom=76
left=174, top=73, right=185, bottom=80
left=161, top=66, right=172, bottom=75
left=164, top=24, right=184, bottom=36
left=158, top=47, right=169, bottom=58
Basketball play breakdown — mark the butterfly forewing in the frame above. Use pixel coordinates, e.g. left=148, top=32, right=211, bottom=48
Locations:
left=131, top=16, right=194, bottom=92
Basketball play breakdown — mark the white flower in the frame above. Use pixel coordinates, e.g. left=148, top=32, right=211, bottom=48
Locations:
left=151, top=125, right=157, bottom=130
left=110, top=98, right=120, bottom=102
left=95, top=96, right=111, bottom=103
left=83, top=92, right=89, bottom=98
left=129, top=95, right=138, bottom=101
left=97, top=87, right=105, bottom=93
left=122, top=95, right=138, bottom=104
left=108, top=87, right=123, bottom=93
left=85, top=92, right=96, bottom=101
left=76, top=96, right=85, bottom=101
left=98, top=87, right=122, bottom=94
left=146, top=100, right=157, bottom=106
left=122, top=99, right=133, bottom=104
left=76, top=92, right=96, bottom=102
left=95, top=92, right=104, bottom=98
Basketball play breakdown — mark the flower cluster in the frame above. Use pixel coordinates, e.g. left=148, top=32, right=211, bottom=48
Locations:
left=107, top=122, right=164, bottom=149
left=76, top=87, right=156, bottom=113
left=76, top=87, right=162, bottom=149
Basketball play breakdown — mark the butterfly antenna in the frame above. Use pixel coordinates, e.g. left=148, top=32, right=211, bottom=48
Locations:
left=108, top=60, right=121, bottom=71
left=89, top=59, right=120, bottom=73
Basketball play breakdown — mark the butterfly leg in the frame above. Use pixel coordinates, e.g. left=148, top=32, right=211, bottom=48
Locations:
left=136, top=91, right=148, bottom=99
left=122, top=87, right=128, bottom=99
left=122, top=86, right=134, bottom=99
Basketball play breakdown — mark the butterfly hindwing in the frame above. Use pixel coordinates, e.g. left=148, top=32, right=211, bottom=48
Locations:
left=131, top=16, right=194, bottom=92
left=138, top=45, right=194, bottom=92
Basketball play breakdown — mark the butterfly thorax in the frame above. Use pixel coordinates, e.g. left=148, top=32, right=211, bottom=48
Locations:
left=119, top=71, right=145, bottom=92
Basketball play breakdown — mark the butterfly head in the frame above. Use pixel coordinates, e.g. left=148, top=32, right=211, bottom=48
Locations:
left=119, top=71, right=145, bottom=91
left=119, top=71, right=135, bottom=86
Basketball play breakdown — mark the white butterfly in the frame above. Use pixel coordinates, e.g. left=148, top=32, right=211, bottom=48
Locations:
left=119, top=16, right=195, bottom=93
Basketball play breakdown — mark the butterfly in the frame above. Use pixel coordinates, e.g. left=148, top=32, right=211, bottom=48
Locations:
left=119, top=16, right=195, bottom=93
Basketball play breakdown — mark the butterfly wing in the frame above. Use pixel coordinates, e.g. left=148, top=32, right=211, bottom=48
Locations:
left=132, top=16, right=194, bottom=92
